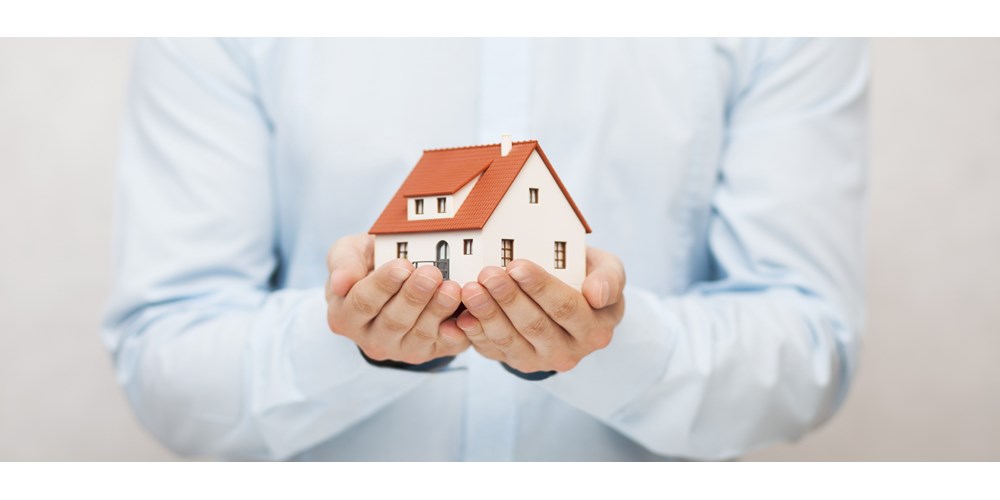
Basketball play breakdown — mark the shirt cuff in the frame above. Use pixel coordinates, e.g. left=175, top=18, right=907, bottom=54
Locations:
left=500, top=362, right=557, bottom=381
left=536, top=286, right=675, bottom=420
left=357, top=347, right=457, bottom=372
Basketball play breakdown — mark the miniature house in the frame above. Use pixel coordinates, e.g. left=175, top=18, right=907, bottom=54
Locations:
left=369, top=135, right=592, bottom=288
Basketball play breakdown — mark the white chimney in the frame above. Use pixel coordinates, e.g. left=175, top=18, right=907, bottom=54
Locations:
left=500, top=134, right=512, bottom=157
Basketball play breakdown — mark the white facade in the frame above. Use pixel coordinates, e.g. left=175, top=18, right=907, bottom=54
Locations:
left=373, top=150, right=587, bottom=288
left=374, top=229, right=483, bottom=285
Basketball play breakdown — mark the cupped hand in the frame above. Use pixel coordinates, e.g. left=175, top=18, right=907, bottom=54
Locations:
left=449, top=246, right=626, bottom=374
left=325, top=233, right=470, bottom=364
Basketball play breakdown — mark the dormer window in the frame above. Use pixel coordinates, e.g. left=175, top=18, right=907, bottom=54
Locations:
left=437, top=197, right=447, bottom=213
left=415, top=199, right=424, bottom=215
left=529, top=188, right=538, bottom=204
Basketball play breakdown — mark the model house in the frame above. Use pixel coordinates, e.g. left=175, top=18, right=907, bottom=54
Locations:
left=369, top=135, right=591, bottom=288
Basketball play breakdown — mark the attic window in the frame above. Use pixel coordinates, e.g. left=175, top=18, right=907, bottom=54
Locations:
left=529, top=188, right=538, bottom=204
left=415, top=199, right=424, bottom=215
left=437, top=197, right=446, bottom=213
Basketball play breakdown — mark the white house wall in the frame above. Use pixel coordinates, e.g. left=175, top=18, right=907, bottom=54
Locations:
left=374, top=230, right=484, bottom=285
left=482, top=150, right=587, bottom=289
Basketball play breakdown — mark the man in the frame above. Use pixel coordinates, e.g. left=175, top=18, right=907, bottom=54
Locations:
left=103, top=38, right=868, bottom=460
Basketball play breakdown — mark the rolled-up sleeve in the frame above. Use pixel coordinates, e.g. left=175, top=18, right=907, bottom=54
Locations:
left=540, top=38, right=869, bottom=459
left=101, top=38, right=431, bottom=460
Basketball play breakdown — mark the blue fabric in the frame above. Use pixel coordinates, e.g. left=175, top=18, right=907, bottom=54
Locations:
left=102, top=38, right=869, bottom=461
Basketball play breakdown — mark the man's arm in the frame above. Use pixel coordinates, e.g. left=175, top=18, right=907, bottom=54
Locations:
left=101, top=39, right=455, bottom=459
left=459, top=38, right=869, bottom=459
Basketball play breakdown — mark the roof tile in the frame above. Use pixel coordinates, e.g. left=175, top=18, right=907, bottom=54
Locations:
left=369, top=141, right=591, bottom=235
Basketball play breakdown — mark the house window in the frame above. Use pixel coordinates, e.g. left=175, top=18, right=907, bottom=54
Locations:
left=463, top=239, right=473, bottom=255
left=554, top=241, right=566, bottom=269
left=529, top=188, right=539, bottom=204
left=415, top=199, right=424, bottom=215
left=397, top=242, right=408, bottom=259
left=501, top=239, right=514, bottom=267
left=437, top=197, right=446, bottom=213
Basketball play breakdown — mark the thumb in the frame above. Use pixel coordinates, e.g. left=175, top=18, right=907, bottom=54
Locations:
left=582, top=247, right=625, bottom=309
left=326, top=234, right=375, bottom=299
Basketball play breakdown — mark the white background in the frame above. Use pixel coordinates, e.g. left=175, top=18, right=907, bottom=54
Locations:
left=0, top=38, right=997, bottom=460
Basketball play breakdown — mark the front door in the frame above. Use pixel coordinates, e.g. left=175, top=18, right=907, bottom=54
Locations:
left=436, top=241, right=450, bottom=280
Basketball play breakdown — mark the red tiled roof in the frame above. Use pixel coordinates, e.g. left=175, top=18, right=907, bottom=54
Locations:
left=369, top=140, right=592, bottom=235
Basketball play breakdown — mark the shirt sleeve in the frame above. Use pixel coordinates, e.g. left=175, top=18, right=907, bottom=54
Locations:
left=537, top=38, right=869, bottom=459
left=100, top=38, right=433, bottom=460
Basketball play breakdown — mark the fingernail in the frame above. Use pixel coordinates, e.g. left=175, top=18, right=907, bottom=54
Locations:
left=456, top=316, right=475, bottom=332
left=389, top=266, right=411, bottom=284
left=508, top=265, right=530, bottom=283
left=436, top=290, right=458, bottom=308
left=599, top=281, right=610, bottom=308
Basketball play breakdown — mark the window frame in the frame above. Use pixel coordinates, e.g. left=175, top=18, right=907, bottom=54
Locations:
left=529, top=188, right=539, bottom=204
left=414, top=199, right=424, bottom=215
left=437, top=197, right=446, bottom=213
left=501, top=239, right=514, bottom=267
left=397, top=242, right=408, bottom=259
left=554, top=241, right=566, bottom=269
left=463, top=239, right=473, bottom=255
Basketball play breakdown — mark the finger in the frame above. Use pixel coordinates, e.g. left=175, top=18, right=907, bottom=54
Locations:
left=329, top=258, right=412, bottom=333
left=581, top=247, right=626, bottom=309
left=506, top=259, right=598, bottom=342
left=399, top=280, right=462, bottom=357
left=454, top=310, right=505, bottom=361
left=478, top=266, right=571, bottom=355
left=437, top=317, right=473, bottom=356
left=369, top=265, right=442, bottom=345
left=327, top=233, right=376, bottom=298
left=460, top=282, right=536, bottom=363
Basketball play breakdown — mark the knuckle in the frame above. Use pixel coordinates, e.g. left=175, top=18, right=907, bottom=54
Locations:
left=491, top=334, right=517, bottom=348
left=464, top=326, right=487, bottom=341
left=474, top=303, right=500, bottom=322
left=362, top=343, right=388, bottom=362
left=588, top=329, right=613, bottom=350
left=520, top=274, right=548, bottom=296
left=552, top=294, right=579, bottom=322
left=523, top=316, right=551, bottom=339
left=552, top=355, right=579, bottom=373
left=378, top=314, right=410, bottom=335
left=375, top=274, right=401, bottom=295
left=493, top=287, right=518, bottom=307
left=349, top=291, right=378, bottom=317
left=410, top=326, right=437, bottom=343
left=327, top=313, right=345, bottom=334
left=401, top=284, right=430, bottom=307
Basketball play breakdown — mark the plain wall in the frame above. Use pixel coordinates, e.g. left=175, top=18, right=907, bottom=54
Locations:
left=0, top=38, right=997, bottom=461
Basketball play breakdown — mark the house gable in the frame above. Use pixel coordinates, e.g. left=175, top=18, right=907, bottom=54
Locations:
left=479, top=150, right=588, bottom=283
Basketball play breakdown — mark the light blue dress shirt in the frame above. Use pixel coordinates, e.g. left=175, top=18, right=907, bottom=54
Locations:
left=102, top=38, right=869, bottom=461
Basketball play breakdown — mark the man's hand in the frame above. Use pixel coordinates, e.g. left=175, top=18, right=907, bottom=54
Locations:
left=325, top=233, right=470, bottom=365
left=450, top=247, right=626, bottom=374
